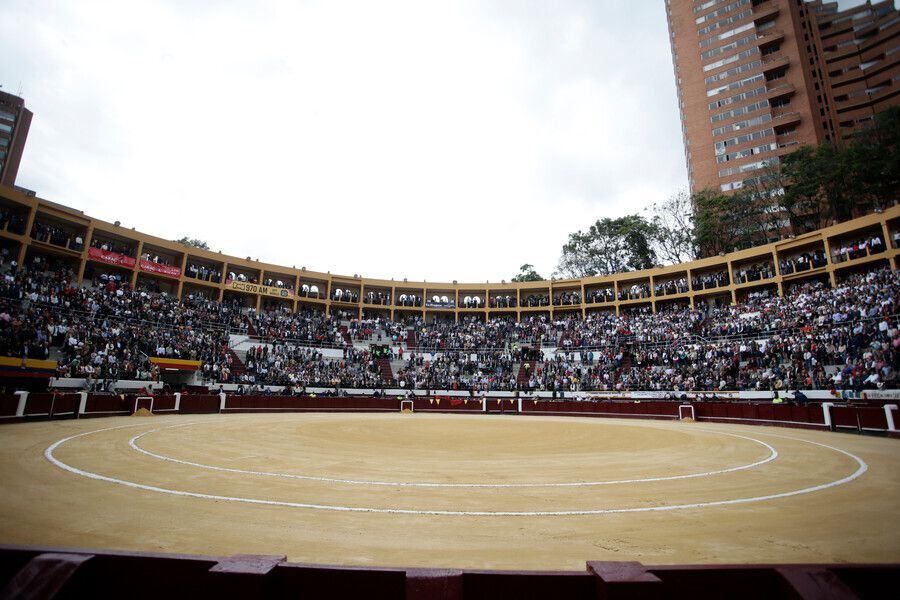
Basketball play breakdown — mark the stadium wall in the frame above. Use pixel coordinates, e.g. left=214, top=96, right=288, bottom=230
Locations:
left=1, top=182, right=898, bottom=320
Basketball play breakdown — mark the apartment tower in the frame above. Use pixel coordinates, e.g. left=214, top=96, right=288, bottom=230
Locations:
left=0, top=90, right=32, bottom=187
left=666, top=0, right=898, bottom=197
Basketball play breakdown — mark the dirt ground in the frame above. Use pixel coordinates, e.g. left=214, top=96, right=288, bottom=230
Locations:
left=0, top=412, right=898, bottom=571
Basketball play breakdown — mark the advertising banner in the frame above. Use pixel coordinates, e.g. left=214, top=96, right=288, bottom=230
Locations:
left=88, top=247, right=136, bottom=268
left=140, top=260, right=181, bottom=278
left=226, top=279, right=295, bottom=299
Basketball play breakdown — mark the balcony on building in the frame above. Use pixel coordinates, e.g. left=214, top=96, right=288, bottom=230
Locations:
left=29, top=213, right=87, bottom=254
left=691, top=266, right=731, bottom=292
left=617, top=275, right=652, bottom=304
left=135, top=243, right=183, bottom=297
left=733, top=254, right=777, bottom=287
left=488, top=289, right=518, bottom=310
left=297, top=276, right=328, bottom=304
left=777, top=240, right=829, bottom=281
left=552, top=284, right=582, bottom=312
left=584, top=283, right=614, bottom=306
left=653, top=270, right=689, bottom=298
left=828, top=224, right=887, bottom=268
left=519, top=284, right=551, bottom=310
left=185, top=255, right=224, bottom=286
left=0, top=196, right=29, bottom=235
left=362, top=283, right=392, bottom=320
left=395, top=286, right=424, bottom=313
left=331, top=282, right=361, bottom=306
left=424, top=287, right=457, bottom=313
left=260, top=269, right=297, bottom=313
left=458, top=288, right=487, bottom=311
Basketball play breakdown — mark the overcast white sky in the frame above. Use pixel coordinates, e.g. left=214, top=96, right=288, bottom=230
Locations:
left=0, top=0, right=878, bottom=283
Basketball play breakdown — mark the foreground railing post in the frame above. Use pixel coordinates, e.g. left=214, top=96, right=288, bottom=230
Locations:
left=405, top=569, right=463, bottom=600
left=77, top=392, right=87, bottom=418
left=885, top=404, right=897, bottom=432
left=0, top=552, right=93, bottom=599
left=208, top=554, right=284, bottom=597
left=587, top=561, right=662, bottom=599
left=14, top=391, right=28, bottom=418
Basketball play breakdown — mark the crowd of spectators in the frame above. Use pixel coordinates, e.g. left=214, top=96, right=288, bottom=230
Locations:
left=0, top=255, right=897, bottom=393
left=235, top=344, right=382, bottom=388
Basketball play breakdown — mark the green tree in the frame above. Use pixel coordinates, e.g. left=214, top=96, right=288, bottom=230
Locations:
left=847, top=105, right=900, bottom=210
left=511, top=264, right=544, bottom=282
left=174, top=237, right=210, bottom=250
left=647, top=190, right=697, bottom=264
left=693, top=188, right=774, bottom=256
left=554, top=215, right=657, bottom=278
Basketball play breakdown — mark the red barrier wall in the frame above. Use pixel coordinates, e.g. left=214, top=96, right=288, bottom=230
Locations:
left=1, top=392, right=896, bottom=437
left=84, top=394, right=131, bottom=416
left=223, top=395, right=399, bottom=413
left=152, top=394, right=177, bottom=412
left=486, top=398, right=519, bottom=413
left=521, top=400, right=680, bottom=419
left=0, top=393, right=18, bottom=417
left=24, top=393, right=80, bottom=417
left=413, top=397, right=482, bottom=412
left=0, top=545, right=896, bottom=600
left=693, top=402, right=827, bottom=429
left=178, top=394, right=221, bottom=414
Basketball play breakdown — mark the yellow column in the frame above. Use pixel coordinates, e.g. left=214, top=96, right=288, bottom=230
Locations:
left=176, top=252, right=188, bottom=298
left=16, top=205, right=37, bottom=265
left=822, top=236, right=836, bottom=287
left=130, top=241, right=144, bottom=288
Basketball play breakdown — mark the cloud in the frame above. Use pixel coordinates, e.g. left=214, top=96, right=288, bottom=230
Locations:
left=2, top=0, right=690, bottom=282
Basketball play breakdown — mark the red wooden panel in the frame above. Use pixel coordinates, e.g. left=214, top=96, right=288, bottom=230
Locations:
left=51, top=394, right=79, bottom=415
left=772, top=404, right=793, bottom=422
left=857, top=407, right=888, bottom=430
left=726, top=403, right=744, bottom=419
left=693, top=403, right=714, bottom=418
left=179, top=395, right=220, bottom=413
left=830, top=406, right=858, bottom=429
left=85, top=394, right=132, bottom=414
left=23, top=393, right=52, bottom=415
left=757, top=404, right=774, bottom=421
left=151, top=395, right=176, bottom=411
left=0, top=393, right=17, bottom=416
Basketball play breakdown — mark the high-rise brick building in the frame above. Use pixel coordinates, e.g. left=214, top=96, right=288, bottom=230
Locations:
left=666, top=0, right=898, bottom=196
left=0, top=90, right=32, bottom=187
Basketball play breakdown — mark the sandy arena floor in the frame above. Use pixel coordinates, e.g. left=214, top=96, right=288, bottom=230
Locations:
left=0, top=412, right=898, bottom=570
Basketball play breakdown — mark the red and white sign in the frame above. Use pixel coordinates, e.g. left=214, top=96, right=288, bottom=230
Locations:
left=140, top=260, right=181, bottom=278
left=88, top=247, right=136, bottom=268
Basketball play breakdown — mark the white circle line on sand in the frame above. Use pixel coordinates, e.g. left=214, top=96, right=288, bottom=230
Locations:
left=126, top=422, right=779, bottom=488
left=43, top=421, right=868, bottom=516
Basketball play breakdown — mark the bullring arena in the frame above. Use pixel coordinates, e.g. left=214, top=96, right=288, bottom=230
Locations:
left=2, top=193, right=900, bottom=595
left=1, top=397, right=899, bottom=570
